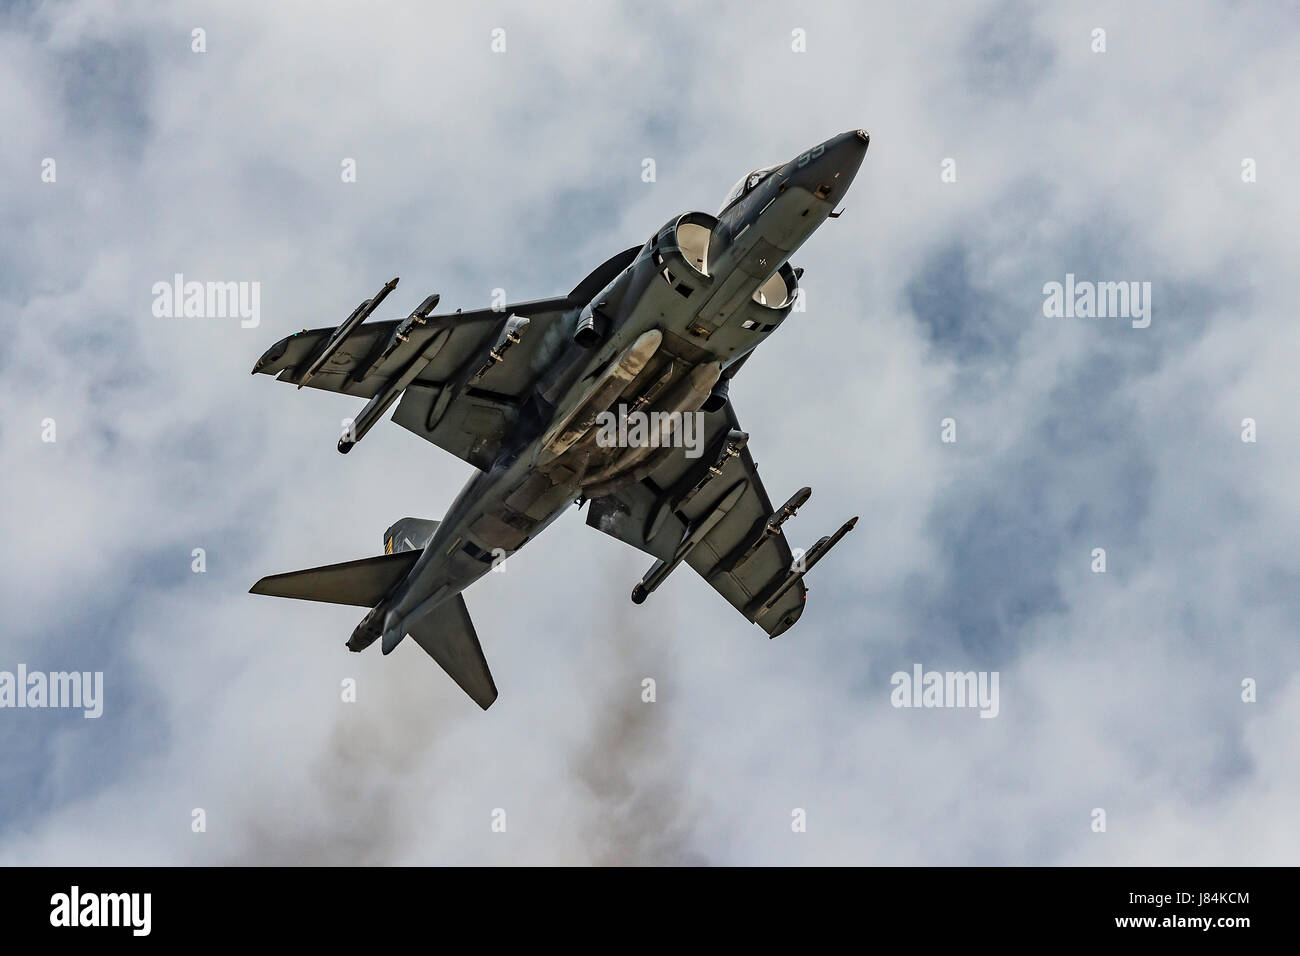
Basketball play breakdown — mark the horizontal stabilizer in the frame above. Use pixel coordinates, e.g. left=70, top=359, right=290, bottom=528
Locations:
left=249, top=551, right=420, bottom=607
left=407, top=595, right=497, bottom=710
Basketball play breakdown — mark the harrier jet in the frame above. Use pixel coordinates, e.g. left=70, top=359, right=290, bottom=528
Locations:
left=250, top=129, right=868, bottom=709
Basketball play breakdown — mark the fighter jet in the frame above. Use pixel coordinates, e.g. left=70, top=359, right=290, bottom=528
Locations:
left=250, top=129, right=869, bottom=709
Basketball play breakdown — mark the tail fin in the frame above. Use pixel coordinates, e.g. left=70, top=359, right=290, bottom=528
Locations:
left=384, top=517, right=440, bottom=554
left=249, top=552, right=419, bottom=607
left=407, top=595, right=497, bottom=710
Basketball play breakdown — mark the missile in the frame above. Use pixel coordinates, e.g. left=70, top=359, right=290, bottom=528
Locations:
left=422, top=313, right=533, bottom=433
left=470, top=314, right=531, bottom=381
left=719, top=486, right=812, bottom=574
left=646, top=429, right=748, bottom=542
left=771, top=487, right=812, bottom=532
left=631, top=480, right=747, bottom=604
left=745, top=514, right=857, bottom=620
left=348, top=293, right=440, bottom=385
left=297, top=276, right=399, bottom=389
left=338, top=328, right=452, bottom=453
left=800, top=515, right=858, bottom=575
left=685, top=428, right=747, bottom=493
left=410, top=294, right=442, bottom=325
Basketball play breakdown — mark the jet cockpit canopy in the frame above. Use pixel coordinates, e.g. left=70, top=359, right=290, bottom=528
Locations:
left=718, top=164, right=781, bottom=215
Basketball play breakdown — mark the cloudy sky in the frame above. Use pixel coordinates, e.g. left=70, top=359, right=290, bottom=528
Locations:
left=2, top=0, right=1297, bottom=865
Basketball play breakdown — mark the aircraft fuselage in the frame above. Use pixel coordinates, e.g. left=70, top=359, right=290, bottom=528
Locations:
left=352, top=130, right=870, bottom=655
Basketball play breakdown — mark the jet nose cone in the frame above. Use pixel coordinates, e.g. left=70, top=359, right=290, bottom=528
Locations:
left=826, top=128, right=869, bottom=149
left=782, top=129, right=870, bottom=208
left=821, top=128, right=869, bottom=188
left=832, top=128, right=870, bottom=158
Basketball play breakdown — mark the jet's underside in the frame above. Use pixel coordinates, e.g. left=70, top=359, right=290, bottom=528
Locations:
left=251, top=130, right=868, bottom=709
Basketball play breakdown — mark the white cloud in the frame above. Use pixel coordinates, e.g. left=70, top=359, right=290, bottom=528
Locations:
left=1, top=0, right=1297, bottom=865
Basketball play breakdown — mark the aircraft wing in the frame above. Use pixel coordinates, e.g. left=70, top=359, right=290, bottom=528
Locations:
left=251, top=298, right=570, bottom=400
left=586, top=400, right=844, bottom=638
left=251, top=300, right=570, bottom=469
left=251, top=247, right=641, bottom=469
